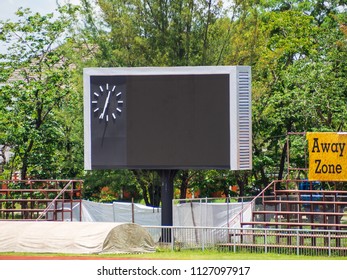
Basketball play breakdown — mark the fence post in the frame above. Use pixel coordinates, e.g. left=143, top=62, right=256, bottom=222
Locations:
left=112, top=202, right=116, bottom=222
left=200, top=198, right=203, bottom=227
left=241, top=198, right=244, bottom=223
left=265, top=229, right=267, bottom=254
left=227, top=196, right=230, bottom=228
left=131, top=198, right=135, bottom=223
left=233, top=230, right=236, bottom=253
left=171, top=227, right=174, bottom=251
left=205, top=197, right=208, bottom=227
left=328, top=231, right=331, bottom=257
left=296, top=229, right=299, bottom=256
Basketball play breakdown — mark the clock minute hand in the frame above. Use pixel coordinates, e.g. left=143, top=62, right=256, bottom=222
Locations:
left=100, top=91, right=111, bottom=119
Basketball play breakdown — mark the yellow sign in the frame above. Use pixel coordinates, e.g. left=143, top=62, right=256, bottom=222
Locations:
left=307, top=132, right=347, bottom=181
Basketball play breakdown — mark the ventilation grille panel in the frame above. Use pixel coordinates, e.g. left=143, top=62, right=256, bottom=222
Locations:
left=238, top=71, right=251, bottom=169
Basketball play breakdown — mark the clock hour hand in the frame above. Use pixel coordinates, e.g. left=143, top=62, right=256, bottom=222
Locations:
left=99, top=91, right=111, bottom=119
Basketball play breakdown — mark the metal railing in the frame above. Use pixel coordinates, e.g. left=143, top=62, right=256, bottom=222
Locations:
left=227, top=181, right=277, bottom=227
left=36, top=180, right=75, bottom=221
left=0, top=179, right=83, bottom=221
left=227, top=180, right=347, bottom=228
left=143, top=225, right=347, bottom=257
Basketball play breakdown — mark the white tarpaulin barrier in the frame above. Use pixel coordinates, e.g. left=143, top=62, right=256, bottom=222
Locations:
left=173, top=201, right=252, bottom=244
left=0, top=221, right=155, bottom=254
left=53, top=200, right=249, bottom=228
left=80, top=200, right=251, bottom=228
left=173, top=202, right=250, bottom=227
left=45, top=200, right=161, bottom=225
left=81, top=200, right=161, bottom=226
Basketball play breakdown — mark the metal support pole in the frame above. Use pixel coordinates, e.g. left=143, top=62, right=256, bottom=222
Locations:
left=112, top=202, right=116, bottom=222
left=132, top=197, right=135, bottom=223
left=171, top=227, right=174, bottom=251
left=265, top=229, right=268, bottom=253
left=296, top=230, right=300, bottom=256
left=233, top=230, right=236, bottom=253
left=328, top=231, right=331, bottom=257
left=158, top=169, right=178, bottom=243
left=205, top=197, right=208, bottom=227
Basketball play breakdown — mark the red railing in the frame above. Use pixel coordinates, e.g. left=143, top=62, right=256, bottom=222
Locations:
left=0, top=179, right=83, bottom=221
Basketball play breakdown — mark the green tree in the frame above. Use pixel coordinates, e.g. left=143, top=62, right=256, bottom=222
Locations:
left=0, top=5, right=82, bottom=180
left=83, top=169, right=139, bottom=202
left=226, top=1, right=347, bottom=187
left=81, top=0, right=228, bottom=66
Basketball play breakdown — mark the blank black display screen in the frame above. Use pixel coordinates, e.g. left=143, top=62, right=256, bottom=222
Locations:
left=90, top=74, right=230, bottom=169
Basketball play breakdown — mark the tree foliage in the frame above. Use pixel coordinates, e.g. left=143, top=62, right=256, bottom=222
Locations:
left=0, top=4, right=83, bottom=180
left=231, top=1, right=347, bottom=186
left=81, top=0, right=229, bottom=66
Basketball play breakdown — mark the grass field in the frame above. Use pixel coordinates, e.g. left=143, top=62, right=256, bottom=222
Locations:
left=1, top=249, right=346, bottom=260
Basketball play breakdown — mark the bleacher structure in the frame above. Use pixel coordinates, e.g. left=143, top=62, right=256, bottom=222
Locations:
left=241, top=179, right=347, bottom=230
left=0, top=179, right=83, bottom=221
left=221, top=133, right=347, bottom=254
left=251, top=133, right=347, bottom=229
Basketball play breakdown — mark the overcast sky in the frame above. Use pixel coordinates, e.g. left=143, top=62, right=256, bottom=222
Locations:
left=0, top=0, right=80, bottom=53
left=0, top=0, right=81, bottom=21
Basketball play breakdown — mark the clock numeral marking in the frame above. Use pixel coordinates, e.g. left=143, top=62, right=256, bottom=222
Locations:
left=93, top=83, right=123, bottom=122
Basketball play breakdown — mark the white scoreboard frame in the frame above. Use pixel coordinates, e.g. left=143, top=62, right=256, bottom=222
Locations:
left=84, top=66, right=252, bottom=170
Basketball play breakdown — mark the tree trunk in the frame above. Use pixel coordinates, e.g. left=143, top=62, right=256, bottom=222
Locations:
left=235, top=171, right=251, bottom=197
left=148, top=183, right=161, bottom=207
left=278, top=124, right=292, bottom=181
left=277, top=140, right=288, bottom=181
left=140, top=184, right=150, bottom=206
left=179, top=170, right=189, bottom=199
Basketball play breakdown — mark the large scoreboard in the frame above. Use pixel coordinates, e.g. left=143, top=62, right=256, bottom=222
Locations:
left=84, top=66, right=252, bottom=170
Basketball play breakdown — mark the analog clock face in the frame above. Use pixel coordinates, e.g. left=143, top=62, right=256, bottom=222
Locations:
left=92, top=83, right=124, bottom=122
